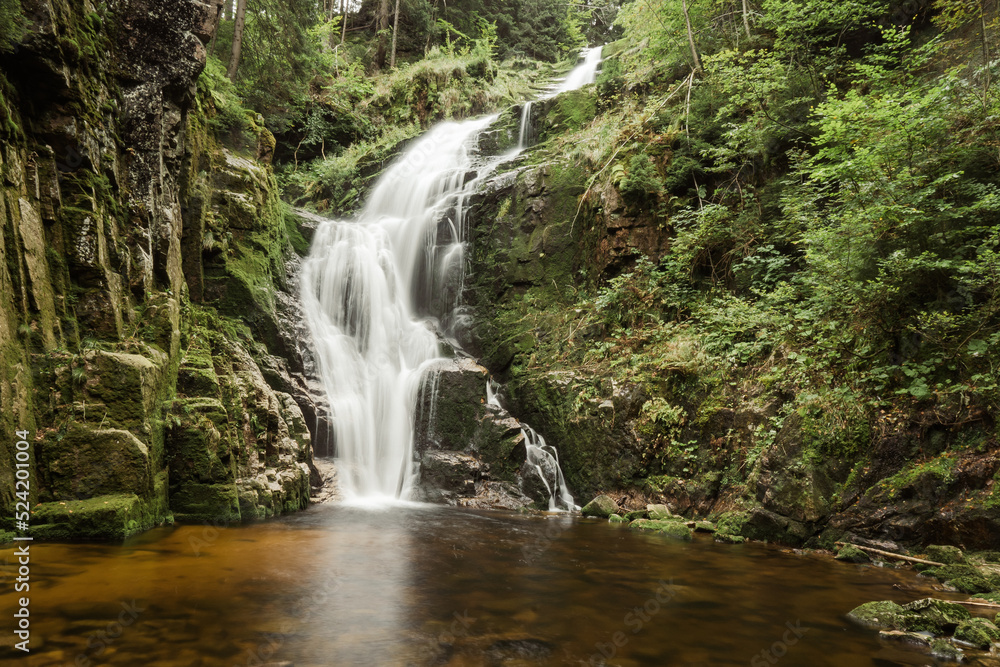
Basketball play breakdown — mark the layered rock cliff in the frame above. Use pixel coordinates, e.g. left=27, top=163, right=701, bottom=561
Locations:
left=0, top=0, right=315, bottom=540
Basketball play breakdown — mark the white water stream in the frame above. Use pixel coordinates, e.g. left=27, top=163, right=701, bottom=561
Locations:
left=302, top=47, right=601, bottom=504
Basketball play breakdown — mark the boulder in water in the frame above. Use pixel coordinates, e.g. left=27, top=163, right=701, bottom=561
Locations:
left=954, top=618, right=1000, bottom=648
left=581, top=495, right=618, bottom=518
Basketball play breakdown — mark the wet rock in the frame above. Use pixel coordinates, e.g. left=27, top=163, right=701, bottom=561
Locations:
left=900, top=599, right=970, bottom=633
left=628, top=519, right=692, bottom=541
left=930, top=639, right=964, bottom=662
left=457, top=481, right=533, bottom=511
left=835, top=545, right=872, bottom=564
left=581, top=495, right=618, bottom=518
left=714, top=532, right=745, bottom=544
left=847, top=598, right=969, bottom=634
left=953, top=618, right=1000, bottom=649
left=418, top=451, right=486, bottom=503
left=878, top=630, right=932, bottom=648
left=608, top=514, right=626, bottom=524
left=926, top=545, right=965, bottom=564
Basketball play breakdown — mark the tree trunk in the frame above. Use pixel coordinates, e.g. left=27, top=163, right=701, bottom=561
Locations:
left=340, top=0, right=348, bottom=44
left=375, top=0, right=390, bottom=70
left=742, top=0, right=751, bottom=37
left=682, top=0, right=702, bottom=74
left=227, top=0, right=248, bottom=80
left=390, top=0, right=401, bottom=68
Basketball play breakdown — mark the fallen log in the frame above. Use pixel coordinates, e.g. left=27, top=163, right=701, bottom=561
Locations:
left=835, top=542, right=945, bottom=567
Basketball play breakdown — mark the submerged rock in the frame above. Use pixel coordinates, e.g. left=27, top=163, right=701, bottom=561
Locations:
left=930, top=639, right=965, bottom=662
left=581, top=495, right=618, bottom=518
left=628, top=519, right=692, bottom=541
left=953, top=618, right=1000, bottom=649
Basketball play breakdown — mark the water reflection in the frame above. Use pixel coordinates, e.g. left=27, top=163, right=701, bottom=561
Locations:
left=0, top=505, right=991, bottom=666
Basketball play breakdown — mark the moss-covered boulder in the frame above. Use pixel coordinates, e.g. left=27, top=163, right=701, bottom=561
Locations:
left=848, top=599, right=970, bottom=634
left=847, top=601, right=912, bottom=630
left=31, top=493, right=166, bottom=541
left=581, top=494, right=618, bottom=518
left=925, top=545, right=964, bottom=565
left=835, top=545, right=872, bottom=563
left=609, top=513, right=626, bottom=524
left=646, top=503, right=675, bottom=520
left=628, top=519, right=692, bottom=541
left=694, top=521, right=716, bottom=533
left=900, top=599, right=970, bottom=633
left=623, top=509, right=648, bottom=521
left=953, top=618, right=1000, bottom=648
left=715, top=532, right=745, bottom=544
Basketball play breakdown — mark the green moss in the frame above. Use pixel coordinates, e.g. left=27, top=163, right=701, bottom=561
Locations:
left=170, top=483, right=241, bottom=523
left=954, top=618, right=1000, bottom=649
left=628, top=518, right=693, bottom=541
left=31, top=494, right=165, bottom=541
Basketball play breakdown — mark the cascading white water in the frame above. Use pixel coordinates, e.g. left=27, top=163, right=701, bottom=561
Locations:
left=303, top=46, right=604, bottom=503
left=301, top=115, right=497, bottom=501
left=521, top=426, right=577, bottom=511
left=550, top=46, right=603, bottom=95
left=517, top=102, right=533, bottom=150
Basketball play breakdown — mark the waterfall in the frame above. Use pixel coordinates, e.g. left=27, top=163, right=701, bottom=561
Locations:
left=550, top=46, right=603, bottom=96
left=522, top=426, right=576, bottom=512
left=301, top=115, right=497, bottom=501
left=517, top=102, right=533, bottom=150
left=302, top=48, right=604, bottom=503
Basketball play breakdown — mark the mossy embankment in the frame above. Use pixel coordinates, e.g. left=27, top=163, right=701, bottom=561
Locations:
left=464, top=1, right=1000, bottom=550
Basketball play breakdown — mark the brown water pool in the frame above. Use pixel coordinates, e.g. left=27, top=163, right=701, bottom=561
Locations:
left=0, top=503, right=994, bottom=666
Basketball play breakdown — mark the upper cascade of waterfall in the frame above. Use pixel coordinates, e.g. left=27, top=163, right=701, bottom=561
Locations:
left=549, top=46, right=604, bottom=96
left=301, top=115, right=498, bottom=502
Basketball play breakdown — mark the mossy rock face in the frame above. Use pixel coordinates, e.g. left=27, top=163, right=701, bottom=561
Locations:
left=39, top=424, right=154, bottom=500
left=925, top=545, right=964, bottom=564
left=950, top=575, right=995, bottom=594
left=169, top=483, right=240, bottom=523
left=581, top=494, right=618, bottom=518
left=953, top=618, right=1000, bottom=649
left=972, top=592, right=1000, bottom=603
left=835, top=545, right=872, bottom=564
left=694, top=521, right=716, bottom=533
left=31, top=494, right=163, bottom=541
left=628, top=519, right=693, bottom=541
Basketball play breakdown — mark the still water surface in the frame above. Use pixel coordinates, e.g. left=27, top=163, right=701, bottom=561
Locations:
left=0, top=504, right=991, bottom=666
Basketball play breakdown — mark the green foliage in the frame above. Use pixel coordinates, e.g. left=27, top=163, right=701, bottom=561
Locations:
left=620, top=154, right=662, bottom=201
